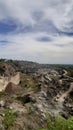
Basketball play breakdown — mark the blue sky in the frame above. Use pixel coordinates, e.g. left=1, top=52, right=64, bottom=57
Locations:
left=0, top=0, right=73, bottom=64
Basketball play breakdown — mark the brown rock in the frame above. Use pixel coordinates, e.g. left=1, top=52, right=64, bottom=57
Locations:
left=5, top=82, right=22, bottom=94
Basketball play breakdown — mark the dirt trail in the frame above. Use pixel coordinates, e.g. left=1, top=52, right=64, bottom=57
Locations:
left=63, top=70, right=68, bottom=76
left=54, top=82, right=73, bottom=114
left=63, top=69, right=73, bottom=80
left=58, top=83, right=73, bottom=103
left=0, top=72, right=20, bottom=92
left=57, top=70, right=73, bottom=103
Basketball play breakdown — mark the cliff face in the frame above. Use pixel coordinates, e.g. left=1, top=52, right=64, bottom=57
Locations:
left=0, top=71, right=20, bottom=92
left=0, top=60, right=73, bottom=130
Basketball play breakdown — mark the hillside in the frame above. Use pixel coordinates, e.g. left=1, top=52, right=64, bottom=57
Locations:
left=0, top=59, right=73, bottom=130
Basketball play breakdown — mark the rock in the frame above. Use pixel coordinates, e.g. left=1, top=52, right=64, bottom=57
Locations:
left=0, top=124, right=4, bottom=130
left=60, top=111, right=68, bottom=119
left=17, top=94, right=36, bottom=104
left=5, top=82, right=22, bottom=94
left=0, top=100, right=5, bottom=107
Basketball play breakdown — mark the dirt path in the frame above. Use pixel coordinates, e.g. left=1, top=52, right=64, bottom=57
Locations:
left=54, top=82, right=73, bottom=113
left=58, top=83, right=73, bottom=103
left=56, top=70, right=73, bottom=108
left=63, top=70, right=68, bottom=76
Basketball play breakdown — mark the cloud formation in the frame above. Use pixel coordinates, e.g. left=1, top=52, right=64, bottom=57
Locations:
left=0, top=0, right=73, bottom=64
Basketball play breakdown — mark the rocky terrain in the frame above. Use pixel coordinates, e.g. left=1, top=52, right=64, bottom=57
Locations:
left=0, top=59, right=73, bottom=130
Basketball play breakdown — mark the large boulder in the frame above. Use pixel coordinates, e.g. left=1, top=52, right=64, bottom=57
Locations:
left=5, top=82, right=22, bottom=95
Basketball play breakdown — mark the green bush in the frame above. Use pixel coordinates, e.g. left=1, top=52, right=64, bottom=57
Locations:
left=2, top=109, right=17, bottom=130
left=40, top=114, right=73, bottom=130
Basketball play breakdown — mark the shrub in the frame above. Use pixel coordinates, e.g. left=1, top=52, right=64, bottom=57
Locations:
left=39, top=114, right=73, bottom=130
left=2, top=109, right=17, bottom=130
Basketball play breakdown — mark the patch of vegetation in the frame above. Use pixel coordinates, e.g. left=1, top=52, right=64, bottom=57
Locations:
left=39, top=114, right=73, bottom=130
left=67, top=68, right=73, bottom=77
left=20, top=74, right=37, bottom=88
left=0, top=59, right=5, bottom=62
left=2, top=109, right=17, bottom=130
left=0, top=92, right=8, bottom=97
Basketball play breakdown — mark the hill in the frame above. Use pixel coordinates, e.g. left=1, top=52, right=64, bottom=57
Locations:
left=0, top=59, right=73, bottom=130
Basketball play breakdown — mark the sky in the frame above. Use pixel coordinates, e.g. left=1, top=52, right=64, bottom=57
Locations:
left=0, top=0, right=73, bottom=64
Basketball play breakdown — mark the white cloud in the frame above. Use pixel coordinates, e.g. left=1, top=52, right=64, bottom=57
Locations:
left=0, top=32, right=73, bottom=64
left=0, top=0, right=73, bottom=29
left=0, top=0, right=73, bottom=63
